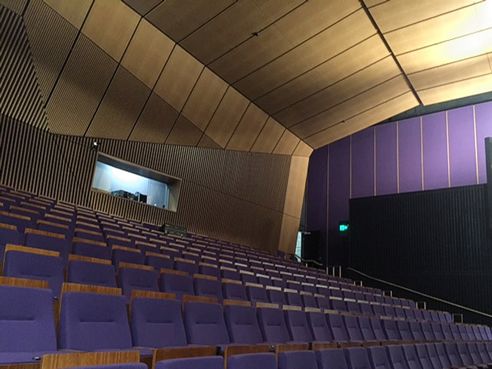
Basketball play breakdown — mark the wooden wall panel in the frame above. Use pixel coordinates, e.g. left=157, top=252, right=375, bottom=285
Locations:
left=43, top=0, right=93, bottom=29
left=251, top=118, right=285, bottom=154
left=0, top=115, right=299, bottom=250
left=226, top=104, right=268, bottom=152
left=0, top=5, right=48, bottom=130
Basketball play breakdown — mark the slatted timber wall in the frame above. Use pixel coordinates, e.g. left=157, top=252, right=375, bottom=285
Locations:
left=0, top=115, right=292, bottom=250
left=349, top=185, right=492, bottom=324
left=0, top=4, right=48, bottom=130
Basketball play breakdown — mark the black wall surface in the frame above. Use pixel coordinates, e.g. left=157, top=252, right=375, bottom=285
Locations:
left=349, top=185, right=492, bottom=324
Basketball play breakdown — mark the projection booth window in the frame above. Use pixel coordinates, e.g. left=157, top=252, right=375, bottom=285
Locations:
left=91, top=154, right=181, bottom=212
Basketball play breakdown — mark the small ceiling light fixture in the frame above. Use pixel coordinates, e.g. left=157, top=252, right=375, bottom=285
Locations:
left=252, top=31, right=260, bottom=37
left=92, top=141, right=99, bottom=152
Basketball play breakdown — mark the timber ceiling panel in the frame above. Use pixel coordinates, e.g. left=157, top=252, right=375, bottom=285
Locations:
left=11, top=0, right=492, bottom=153
left=204, top=87, right=250, bottom=148
left=0, top=0, right=27, bottom=14
left=85, top=66, right=151, bottom=139
left=47, top=35, right=117, bottom=136
left=226, top=103, right=269, bottom=152
left=24, top=0, right=78, bottom=103
left=120, top=19, right=174, bottom=89
left=128, top=93, right=179, bottom=143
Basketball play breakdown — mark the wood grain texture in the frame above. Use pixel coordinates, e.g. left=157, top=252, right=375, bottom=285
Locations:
left=0, top=276, right=49, bottom=289
left=40, top=351, right=140, bottom=369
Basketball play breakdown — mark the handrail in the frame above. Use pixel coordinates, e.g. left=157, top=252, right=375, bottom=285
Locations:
left=290, top=254, right=323, bottom=267
left=347, top=267, right=492, bottom=319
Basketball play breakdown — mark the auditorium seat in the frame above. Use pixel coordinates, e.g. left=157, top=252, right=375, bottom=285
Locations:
left=67, top=259, right=117, bottom=288
left=193, top=276, right=223, bottom=301
left=301, top=293, right=318, bottom=309
left=118, top=266, right=159, bottom=303
left=382, top=319, right=403, bottom=342
left=240, top=272, right=257, bottom=284
left=145, top=253, right=173, bottom=270
left=0, top=282, right=58, bottom=364
left=159, top=273, right=195, bottom=300
left=72, top=240, right=111, bottom=260
left=444, top=342, right=465, bottom=368
left=343, top=315, right=366, bottom=344
left=183, top=301, right=230, bottom=346
left=199, top=263, right=221, bottom=279
left=267, top=288, right=286, bottom=306
left=257, top=307, right=292, bottom=344
left=130, top=295, right=188, bottom=348
left=386, top=345, right=411, bottom=369
left=285, top=291, right=303, bottom=307
left=327, top=314, right=354, bottom=346
left=24, top=228, right=69, bottom=263
left=3, top=246, right=64, bottom=299
left=456, top=342, right=481, bottom=368
left=0, top=223, right=22, bottom=261
left=112, top=247, right=145, bottom=269
left=223, top=282, right=248, bottom=301
left=359, top=302, right=374, bottom=316
left=476, top=342, right=492, bottom=364
left=344, top=347, right=373, bottom=369
left=155, top=356, right=224, bottom=369
left=397, top=321, right=415, bottom=342
left=246, top=285, right=269, bottom=306
left=367, top=346, right=393, bottom=369
left=284, top=310, right=314, bottom=343
left=278, top=351, right=317, bottom=369
left=425, top=343, right=444, bottom=369
left=434, top=343, right=453, bottom=369
left=401, top=344, right=424, bottom=369
left=0, top=211, right=34, bottom=232
left=420, top=322, right=436, bottom=342
left=221, top=268, right=240, bottom=281
left=223, top=305, right=264, bottom=345
left=58, top=289, right=139, bottom=353
left=174, top=258, right=199, bottom=275
left=227, top=353, right=276, bottom=369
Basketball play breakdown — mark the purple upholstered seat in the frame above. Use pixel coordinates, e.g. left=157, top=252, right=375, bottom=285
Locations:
left=183, top=301, right=230, bottom=346
left=155, top=356, right=224, bottom=369
left=118, top=267, right=159, bottom=303
left=67, top=260, right=117, bottom=288
left=247, top=285, right=269, bottom=305
left=0, top=285, right=58, bottom=364
left=222, top=282, right=248, bottom=301
left=278, top=351, right=317, bottom=369
left=194, top=277, right=223, bottom=301
left=316, top=348, right=349, bottom=369
left=159, top=273, right=194, bottom=300
left=284, top=310, right=313, bottom=343
left=344, top=347, right=373, bottom=369
left=228, top=353, right=276, bottom=369
left=368, top=346, right=393, bottom=369
left=224, top=305, right=263, bottom=345
left=130, top=297, right=187, bottom=348
left=386, top=345, right=411, bottom=369
left=257, top=308, right=291, bottom=344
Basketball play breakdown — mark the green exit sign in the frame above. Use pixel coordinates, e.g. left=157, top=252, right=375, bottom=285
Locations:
left=339, top=221, right=349, bottom=233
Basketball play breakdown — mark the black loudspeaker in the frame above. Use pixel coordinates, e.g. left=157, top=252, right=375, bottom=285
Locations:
left=302, top=231, right=321, bottom=263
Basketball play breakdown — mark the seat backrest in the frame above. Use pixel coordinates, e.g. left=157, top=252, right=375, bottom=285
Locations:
left=267, top=289, right=286, bottom=306
left=199, top=264, right=220, bottom=279
left=343, top=315, right=363, bottom=341
left=72, top=242, right=112, bottom=260
left=155, top=356, right=224, bottom=369
left=434, top=322, right=448, bottom=341
left=456, top=342, right=474, bottom=366
left=0, top=285, right=57, bottom=352
left=228, top=353, right=276, bottom=369
left=247, top=286, right=269, bottom=304
left=358, top=316, right=377, bottom=341
left=130, top=297, right=187, bottom=348
left=414, top=344, right=432, bottom=369
left=159, top=273, right=194, bottom=300
left=301, top=294, right=317, bottom=308
left=327, top=313, right=350, bottom=342
left=397, top=321, right=413, bottom=341
left=24, top=232, right=69, bottom=263
left=434, top=343, right=452, bottom=369
left=370, top=317, right=388, bottom=340
left=331, top=299, right=347, bottom=312
left=224, top=305, right=263, bottom=345
left=183, top=301, right=230, bottom=345
left=284, top=291, right=302, bottom=307
left=257, top=307, right=291, bottom=344
left=382, top=319, right=402, bottom=341
left=368, top=346, right=393, bottom=369
left=420, top=322, right=435, bottom=341
left=444, top=342, right=463, bottom=366
left=3, top=249, right=64, bottom=299
left=307, top=311, right=334, bottom=342
left=174, top=260, right=199, bottom=275
left=344, top=347, right=372, bottom=369
left=222, top=282, right=248, bottom=301
left=220, top=268, right=240, bottom=280
left=476, top=342, right=492, bottom=363
left=316, top=348, right=349, bottom=369
left=193, top=278, right=223, bottom=301
left=67, top=260, right=117, bottom=288
left=386, top=345, right=411, bottom=369
left=112, top=249, right=145, bottom=268
left=59, top=292, right=132, bottom=351
left=145, top=255, right=173, bottom=270
left=278, top=351, right=317, bottom=369
left=118, top=267, right=159, bottom=302
left=284, top=310, right=313, bottom=343
left=424, top=343, right=443, bottom=369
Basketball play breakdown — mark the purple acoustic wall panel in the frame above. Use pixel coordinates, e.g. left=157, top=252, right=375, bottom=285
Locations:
left=476, top=101, right=492, bottom=184
left=448, top=106, right=477, bottom=187
left=398, top=117, right=423, bottom=193
left=307, top=147, right=328, bottom=232
left=422, top=112, right=449, bottom=190
left=376, top=123, right=398, bottom=196
left=351, top=128, right=375, bottom=199
left=328, top=137, right=351, bottom=226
